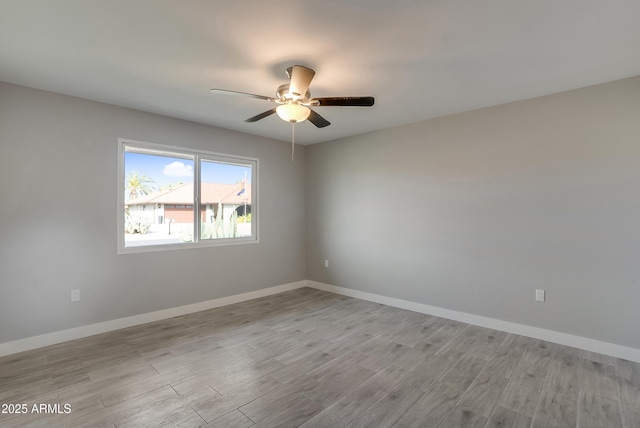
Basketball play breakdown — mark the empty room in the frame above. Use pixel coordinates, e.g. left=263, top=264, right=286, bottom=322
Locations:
left=1, top=1, right=639, bottom=427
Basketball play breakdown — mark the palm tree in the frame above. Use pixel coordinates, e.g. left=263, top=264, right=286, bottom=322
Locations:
left=126, top=171, right=155, bottom=200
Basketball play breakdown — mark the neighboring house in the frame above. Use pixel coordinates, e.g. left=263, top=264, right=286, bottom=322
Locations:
left=125, top=182, right=251, bottom=226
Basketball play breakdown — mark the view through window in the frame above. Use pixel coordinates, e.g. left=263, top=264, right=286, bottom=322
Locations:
left=118, top=139, right=257, bottom=253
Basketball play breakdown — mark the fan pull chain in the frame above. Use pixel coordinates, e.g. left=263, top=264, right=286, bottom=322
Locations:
left=291, top=121, right=295, bottom=162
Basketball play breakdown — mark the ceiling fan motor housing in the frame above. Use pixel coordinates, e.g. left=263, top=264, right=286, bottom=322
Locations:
left=276, top=84, right=310, bottom=102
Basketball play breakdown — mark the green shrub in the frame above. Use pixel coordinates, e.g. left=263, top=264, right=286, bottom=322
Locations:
left=200, top=204, right=238, bottom=239
left=124, top=212, right=151, bottom=234
left=237, top=213, right=252, bottom=223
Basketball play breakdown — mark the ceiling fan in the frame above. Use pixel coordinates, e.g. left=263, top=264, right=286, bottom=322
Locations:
left=210, top=65, right=375, bottom=128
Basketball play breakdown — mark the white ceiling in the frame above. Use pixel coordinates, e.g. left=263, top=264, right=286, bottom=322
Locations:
left=1, top=0, right=639, bottom=145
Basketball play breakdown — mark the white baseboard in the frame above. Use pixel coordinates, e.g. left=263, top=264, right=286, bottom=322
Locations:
left=306, top=280, right=640, bottom=363
left=0, top=281, right=307, bottom=358
left=4, top=279, right=639, bottom=364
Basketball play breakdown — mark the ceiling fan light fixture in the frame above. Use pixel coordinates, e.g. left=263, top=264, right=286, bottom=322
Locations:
left=276, top=102, right=310, bottom=123
left=211, top=65, right=373, bottom=131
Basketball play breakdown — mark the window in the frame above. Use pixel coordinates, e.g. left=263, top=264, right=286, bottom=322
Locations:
left=117, top=139, right=257, bottom=254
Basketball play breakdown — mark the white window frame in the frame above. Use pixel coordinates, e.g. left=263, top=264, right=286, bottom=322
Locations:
left=117, top=138, right=258, bottom=254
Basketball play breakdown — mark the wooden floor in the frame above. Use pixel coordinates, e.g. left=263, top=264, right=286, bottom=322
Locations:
left=1, top=287, right=639, bottom=428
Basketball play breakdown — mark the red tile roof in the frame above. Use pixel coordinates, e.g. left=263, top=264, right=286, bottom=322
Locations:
left=126, top=182, right=251, bottom=206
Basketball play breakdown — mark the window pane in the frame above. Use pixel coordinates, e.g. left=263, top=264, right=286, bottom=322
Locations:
left=119, top=139, right=257, bottom=254
left=124, top=149, right=195, bottom=247
left=200, top=160, right=252, bottom=240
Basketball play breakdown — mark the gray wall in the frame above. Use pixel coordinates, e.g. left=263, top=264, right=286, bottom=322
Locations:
left=3, top=76, right=640, bottom=351
left=307, top=76, right=640, bottom=349
left=0, top=82, right=307, bottom=343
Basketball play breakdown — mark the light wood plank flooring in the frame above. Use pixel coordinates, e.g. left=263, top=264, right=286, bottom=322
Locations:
left=1, top=287, right=638, bottom=427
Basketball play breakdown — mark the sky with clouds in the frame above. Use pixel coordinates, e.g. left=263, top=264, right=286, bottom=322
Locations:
left=125, top=152, right=251, bottom=190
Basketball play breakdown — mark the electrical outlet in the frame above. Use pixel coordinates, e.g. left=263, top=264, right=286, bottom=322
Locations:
left=535, top=289, right=545, bottom=302
left=324, top=259, right=329, bottom=268
left=71, top=289, right=80, bottom=302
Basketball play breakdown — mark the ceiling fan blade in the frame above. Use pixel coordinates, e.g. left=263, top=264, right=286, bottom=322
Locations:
left=210, top=89, right=274, bottom=102
left=309, top=96, right=375, bottom=107
left=288, top=65, right=316, bottom=99
left=245, top=108, right=277, bottom=122
left=307, top=109, right=331, bottom=128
